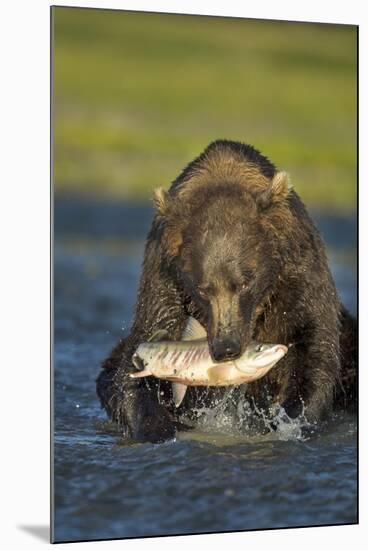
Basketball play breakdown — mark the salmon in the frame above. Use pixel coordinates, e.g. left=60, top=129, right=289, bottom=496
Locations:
left=130, top=317, right=287, bottom=407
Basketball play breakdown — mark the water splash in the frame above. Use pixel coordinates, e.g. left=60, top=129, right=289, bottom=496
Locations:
left=187, top=387, right=246, bottom=434
left=252, top=401, right=313, bottom=441
left=180, top=388, right=314, bottom=442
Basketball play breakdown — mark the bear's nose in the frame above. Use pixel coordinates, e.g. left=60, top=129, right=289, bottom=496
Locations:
left=211, top=337, right=241, bottom=362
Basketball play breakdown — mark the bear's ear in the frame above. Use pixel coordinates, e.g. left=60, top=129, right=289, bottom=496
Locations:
left=153, top=187, right=170, bottom=217
left=271, top=171, right=292, bottom=200
left=256, top=171, right=292, bottom=209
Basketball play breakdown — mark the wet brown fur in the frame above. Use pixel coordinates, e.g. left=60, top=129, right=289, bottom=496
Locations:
left=96, top=140, right=357, bottom=442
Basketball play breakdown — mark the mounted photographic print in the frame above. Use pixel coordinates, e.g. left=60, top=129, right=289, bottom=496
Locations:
left=52, top=6, right=358, bottom=543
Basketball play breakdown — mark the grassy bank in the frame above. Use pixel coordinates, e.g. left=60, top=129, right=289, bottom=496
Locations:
left=53, top=8, right=357, bottom=209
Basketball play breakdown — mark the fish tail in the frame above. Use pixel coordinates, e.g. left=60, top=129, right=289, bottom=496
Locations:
left=129, top=370, right=151, bottom=379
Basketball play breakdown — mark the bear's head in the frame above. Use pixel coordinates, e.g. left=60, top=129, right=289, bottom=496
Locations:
left=153, top=148, right=294, bottom=362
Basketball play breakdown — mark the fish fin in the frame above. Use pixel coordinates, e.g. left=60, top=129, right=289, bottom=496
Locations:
left=207, top=364, right=232, bottom=384
left=129, top=371, right=151, bottom=379
left=182, top=317, right=207, bottom=341
left=172, top=382, right=188, bottom=407
left=147, top=329, right=169, bottom=342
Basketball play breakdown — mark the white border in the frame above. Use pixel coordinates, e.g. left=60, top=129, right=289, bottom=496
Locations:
left=2, top=1, right=365, bottom=548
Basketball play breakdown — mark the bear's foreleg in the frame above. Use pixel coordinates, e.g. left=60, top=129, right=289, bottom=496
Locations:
left=278, top=331, right=340, bottom=424
left=97, top=363, right=177, bottom=443
left=97, top=225, right=188, bottom=442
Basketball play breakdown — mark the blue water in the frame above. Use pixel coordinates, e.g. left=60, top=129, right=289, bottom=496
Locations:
left=52, top=197, right=357, bottom=543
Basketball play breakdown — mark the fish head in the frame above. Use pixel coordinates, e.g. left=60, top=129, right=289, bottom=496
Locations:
left=238, top=342, right=288, bottom=369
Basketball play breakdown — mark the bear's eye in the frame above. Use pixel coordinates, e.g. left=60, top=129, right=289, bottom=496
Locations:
left=197, top=287, right=207, bottom=299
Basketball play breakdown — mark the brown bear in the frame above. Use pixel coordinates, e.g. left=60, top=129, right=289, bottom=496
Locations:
left=96, top=140, right=357, bottom=443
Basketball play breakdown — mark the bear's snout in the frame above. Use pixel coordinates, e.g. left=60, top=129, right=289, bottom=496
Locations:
left=211, top=335, right=242, bottom=362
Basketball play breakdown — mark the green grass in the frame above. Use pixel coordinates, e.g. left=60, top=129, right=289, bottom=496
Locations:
left=53, top=8, right=357, bottom=209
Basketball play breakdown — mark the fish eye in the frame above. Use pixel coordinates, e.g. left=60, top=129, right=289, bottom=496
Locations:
left=255, top=344, right=264, bottom=352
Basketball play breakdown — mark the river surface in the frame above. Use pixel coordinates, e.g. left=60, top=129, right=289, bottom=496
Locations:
left=52, top=196, right=357, bottom=543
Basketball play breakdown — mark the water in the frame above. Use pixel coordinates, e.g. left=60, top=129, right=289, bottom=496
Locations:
left=53, top=196, right=357, bottom=543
